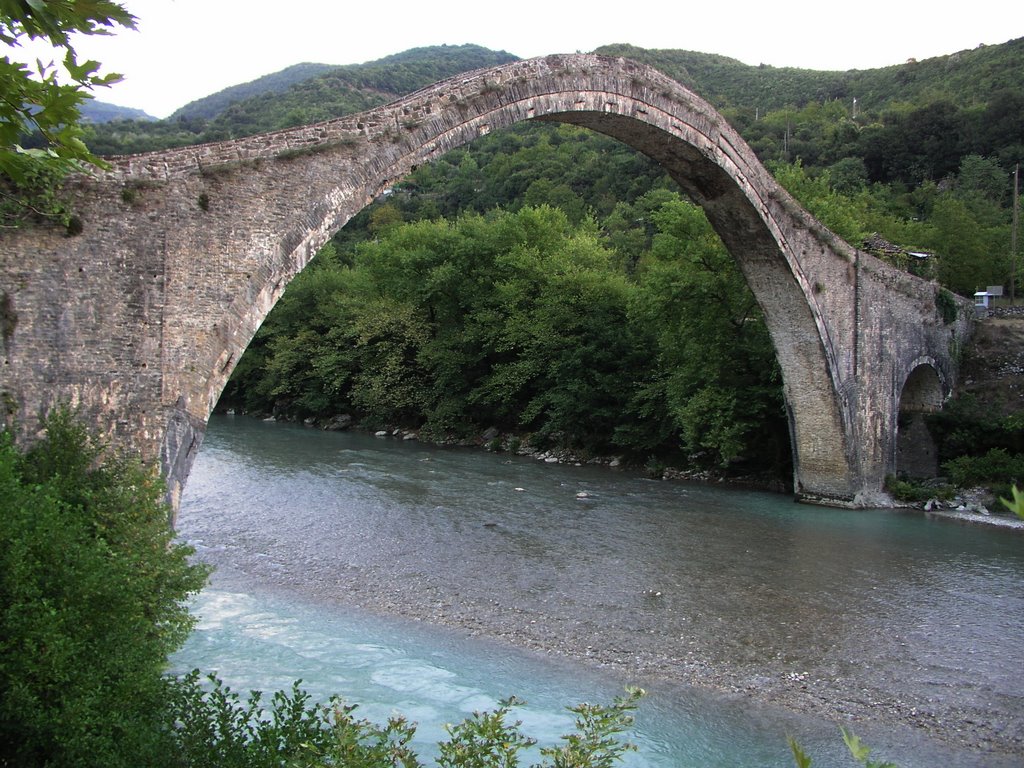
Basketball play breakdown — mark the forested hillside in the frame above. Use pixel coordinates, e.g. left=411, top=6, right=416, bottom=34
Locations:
left=85, top=45, right=518, bottom=155
left=88, top=39, right=1024, bottom=493
left=596, top=39, right=1024, bottom=112
left=170, top=62, right=340, bottom=121
left=79, top=100, right=154, bottom=123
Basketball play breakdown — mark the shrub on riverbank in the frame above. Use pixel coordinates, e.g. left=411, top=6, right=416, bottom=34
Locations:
left=0, top=410, right=209, bottom=766
left=168, top=672, right=644, bottom=768
left=942, top=447, right=1024, bottom=494
left=884, top=475, right=955, bottom=504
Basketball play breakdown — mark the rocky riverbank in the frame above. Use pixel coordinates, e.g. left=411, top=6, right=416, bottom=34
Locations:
left=253, top=408, right=793, bottom=490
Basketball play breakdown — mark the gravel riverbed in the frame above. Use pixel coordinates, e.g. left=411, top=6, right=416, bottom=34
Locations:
left=201, top=538, right=1023, bottom=765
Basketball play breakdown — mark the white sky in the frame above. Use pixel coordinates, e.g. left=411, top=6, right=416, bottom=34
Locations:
left=11, top=0, right=1023, bottom=118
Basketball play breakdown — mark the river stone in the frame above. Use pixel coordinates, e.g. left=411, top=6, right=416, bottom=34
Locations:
left=324, top=414, right=353, bottom=431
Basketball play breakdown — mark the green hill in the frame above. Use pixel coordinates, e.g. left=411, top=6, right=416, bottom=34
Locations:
left=86, top=44, right=518, bottom=155
left=596, top=38, right=1024, bottom=113
left=171, top=45, right=521, bottom=125
left=87, top=37, right=1024, bottom=160
left=171, top=63, right=339, bottom=121
left=80, top=99, right=155, bottom=123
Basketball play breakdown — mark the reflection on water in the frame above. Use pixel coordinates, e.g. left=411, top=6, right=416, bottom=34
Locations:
left=173, top=415, right=1024, bottom=766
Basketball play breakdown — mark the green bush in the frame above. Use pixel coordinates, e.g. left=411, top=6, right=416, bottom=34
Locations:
left=926, top=396, right=1024, bottom=463
left=941, top=447, right=1024, bottom=488
left=884, top=475, right=954, bottom=503
left=168, top=672, right=420, bottom=768
left=167, top=673, right=643, bottom=768
left=0, top=410, right=209, bottom=767
left=935, top=288, right=958, bottom=325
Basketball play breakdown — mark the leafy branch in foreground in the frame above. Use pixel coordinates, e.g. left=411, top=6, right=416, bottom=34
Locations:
left=538, top=688, right=642, bottom=768
left=1000, top=484, right=1024, bottom=519
left=841, top=728, right=901, bottom=768
left=789, top=728, right=900, bottom=767
left=169, top=672, right=420, bottom=768
left=0, top=1, right=135, bottom=224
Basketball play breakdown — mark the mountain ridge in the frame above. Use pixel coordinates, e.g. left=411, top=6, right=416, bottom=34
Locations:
left=171, top=44, right=519, bottom=122
left=169, top=62, right=340, bottom=121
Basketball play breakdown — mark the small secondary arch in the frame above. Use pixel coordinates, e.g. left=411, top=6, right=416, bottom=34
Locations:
left=894, top=360, right=946, bottom=480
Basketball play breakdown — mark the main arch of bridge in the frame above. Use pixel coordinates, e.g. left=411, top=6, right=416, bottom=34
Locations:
left=0, top=54, right=970, bottom=512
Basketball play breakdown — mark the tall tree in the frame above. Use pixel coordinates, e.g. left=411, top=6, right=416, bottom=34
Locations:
left=629, top=198, right=788, bottom=471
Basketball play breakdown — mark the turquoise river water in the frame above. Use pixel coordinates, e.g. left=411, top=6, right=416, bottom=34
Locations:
left=171, top=415, right=1024, bottom=766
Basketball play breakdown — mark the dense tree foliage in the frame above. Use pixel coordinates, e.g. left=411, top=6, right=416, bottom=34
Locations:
left=628, top=199, right=788, bottom=469
left=0, top=411, right=208, bottom=766
left=223, top=198, right=791, bottom=478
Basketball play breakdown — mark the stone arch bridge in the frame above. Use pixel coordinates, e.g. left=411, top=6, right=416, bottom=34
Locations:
left=0, top=54, right=972, bottom=512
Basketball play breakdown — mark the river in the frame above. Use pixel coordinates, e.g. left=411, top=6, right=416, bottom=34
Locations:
left=171, top=415, right=1024, bottom=766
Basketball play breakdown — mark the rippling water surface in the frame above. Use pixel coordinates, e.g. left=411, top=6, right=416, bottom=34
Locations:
left=172, top=415, right=1024, bottom=766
